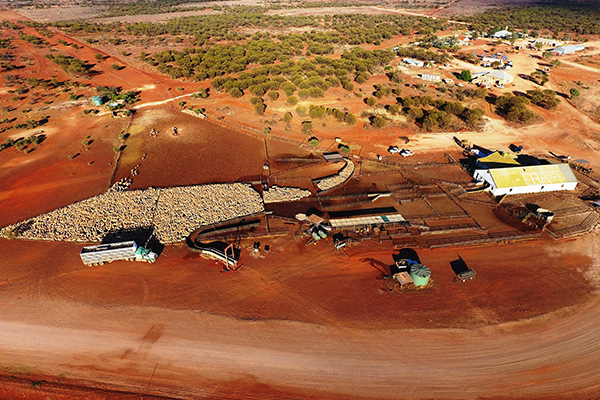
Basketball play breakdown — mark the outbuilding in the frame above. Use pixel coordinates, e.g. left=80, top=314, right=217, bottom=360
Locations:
left=418, top=74, right=441, bottom=82
left=473, top=163, right=578, bottom=196
left=471, top=70, right=514, bottom=86
left=493, top=29, right=512, bottom=39
left=402, top=58, right=425, bottom=67
left=550, top=45, right=585, bottom=55
left=534, top=38, right=563, bottom=47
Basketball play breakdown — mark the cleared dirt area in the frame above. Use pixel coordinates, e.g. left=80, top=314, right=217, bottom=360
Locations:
left=115, top=108, right=269, bottom=188
left=0, top=232, right=599, bottom=399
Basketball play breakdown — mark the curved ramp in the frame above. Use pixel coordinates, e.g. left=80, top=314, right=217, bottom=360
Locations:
left=315, top=158, right=355, bottom=192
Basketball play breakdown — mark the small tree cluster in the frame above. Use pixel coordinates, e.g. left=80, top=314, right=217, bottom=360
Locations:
left=192, top=87, right=210, bottom=98
left=302, top=122, right=314, bottom=134
left=530, top=70, right=549, bottom=86
left=495, top=93, right=537, bottom=124
left=307, top=136, right=319, bottom=146
left=527, top=89, right=560, bottom=109
left=307, top=105, right=357, bottom=125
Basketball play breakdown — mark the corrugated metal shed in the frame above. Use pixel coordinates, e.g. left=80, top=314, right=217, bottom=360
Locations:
left=329, top=214, right=405, bottom=228
left=489, top=164, right=577, bottom=189
left=419, top=74, right=441, bottom=81
left=323, top=152, right=343, bottom=162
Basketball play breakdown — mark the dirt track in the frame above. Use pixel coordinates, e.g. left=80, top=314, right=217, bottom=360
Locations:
left=1, top=294, right=599, bottom=400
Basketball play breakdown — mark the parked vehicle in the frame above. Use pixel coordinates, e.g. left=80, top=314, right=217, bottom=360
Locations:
left=80, top=241, right=157, bottom=266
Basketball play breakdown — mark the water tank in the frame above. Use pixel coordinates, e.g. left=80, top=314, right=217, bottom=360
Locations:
left=409, top=263, right=431, bottom=287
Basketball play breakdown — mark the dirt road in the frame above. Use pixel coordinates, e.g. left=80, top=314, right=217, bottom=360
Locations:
left=1, top=292, right=599, bottom=400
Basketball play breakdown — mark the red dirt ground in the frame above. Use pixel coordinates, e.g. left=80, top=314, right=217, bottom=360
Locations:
left=0, top=232, right=598, bottom=400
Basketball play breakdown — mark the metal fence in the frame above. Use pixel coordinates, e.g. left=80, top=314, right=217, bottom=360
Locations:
left=424, top=230, right=541, bottom=248
left=546, top=211, right=600, bottom=239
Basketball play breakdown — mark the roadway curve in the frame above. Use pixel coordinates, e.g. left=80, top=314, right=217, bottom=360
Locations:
left=0, top=293, right=599, bottom=399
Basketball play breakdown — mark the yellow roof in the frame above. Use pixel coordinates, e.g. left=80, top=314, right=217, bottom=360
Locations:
left=478, top=151, right=520, bottom=167
left=489, top=164, right=577, bottom=188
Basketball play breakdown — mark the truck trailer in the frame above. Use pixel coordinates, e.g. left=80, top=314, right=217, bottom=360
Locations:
left=80, top=241, right=157, bottom=266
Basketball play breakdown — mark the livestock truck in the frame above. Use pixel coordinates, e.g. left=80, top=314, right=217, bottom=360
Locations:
left=80, top=241, right=157, bottom=266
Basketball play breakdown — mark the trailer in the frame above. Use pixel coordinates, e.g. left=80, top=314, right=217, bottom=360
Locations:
left=80, top=241, right=157, bottom=266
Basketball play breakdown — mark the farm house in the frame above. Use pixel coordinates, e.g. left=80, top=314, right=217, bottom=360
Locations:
left=471, top=70, right=514, bottom=86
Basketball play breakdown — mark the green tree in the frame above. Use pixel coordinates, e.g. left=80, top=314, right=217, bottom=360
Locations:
left=283, top=112, right=292, bottom=122
left=408, top=107, right=424, bottom=120
left=462, top=107, right=485, bottom=128
left=444, top=101, right=465, bottom=115
left=302, top=121, right=313, bottom=133
left=386, top=70, right=403, bottom=84
left=309, top=106, right=326, bottom=119
left=459, top=70, right=472, bottom=81
left=366, top=97, right=377, bottom=106
left=254, top=102, right=266, bottom=115
left=343, top=81, right=354, bottom=91
left=228, top=87, right=243, bottom=98
left=344, top=113, right=357, bottom=125
left=338, top=143, right=351, bottom=154
left=388, top=104, right=401, bottom=114
left=570, top=88, right=580, bottom=99
left=423, top=112, right=439, bottom=131
left=296, top=105, right=307, bottom=116
left=371, top=116, right=387, bottom=128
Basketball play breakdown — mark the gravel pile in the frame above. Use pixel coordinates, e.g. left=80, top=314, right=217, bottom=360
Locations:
left=263, top=185, right=311, bottom=204
left=316, top=159, right=355, bottom=191
left=2, top=183, right=264, bottom=244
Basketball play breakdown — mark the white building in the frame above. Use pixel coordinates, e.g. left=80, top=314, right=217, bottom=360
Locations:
left=534, top=38, right=564, bottom=47
left=550, top=45, right=585, bottom=55
left=473, top=163, right=578, bottom=196
left=481, top=56, right=502, bottom=64
left=471, top=70, right=514, bottom=86
left=418, top=74, right=441, bottom=82
left=493, top=29, right=512, bottom=39
left=402, top=58, right=425, bottom=67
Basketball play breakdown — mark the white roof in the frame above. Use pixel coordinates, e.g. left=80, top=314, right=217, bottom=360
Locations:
left=329, top=214, right=405, bottom=228
left=419, top=74, right=440, bottom=79
left=493, top=30, right=511, bottom=37
left=551, top=45, right=585, bottom=52
left=477, top=164, right=577, bottom=189
left=472, top=70, right=514, bottom=81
